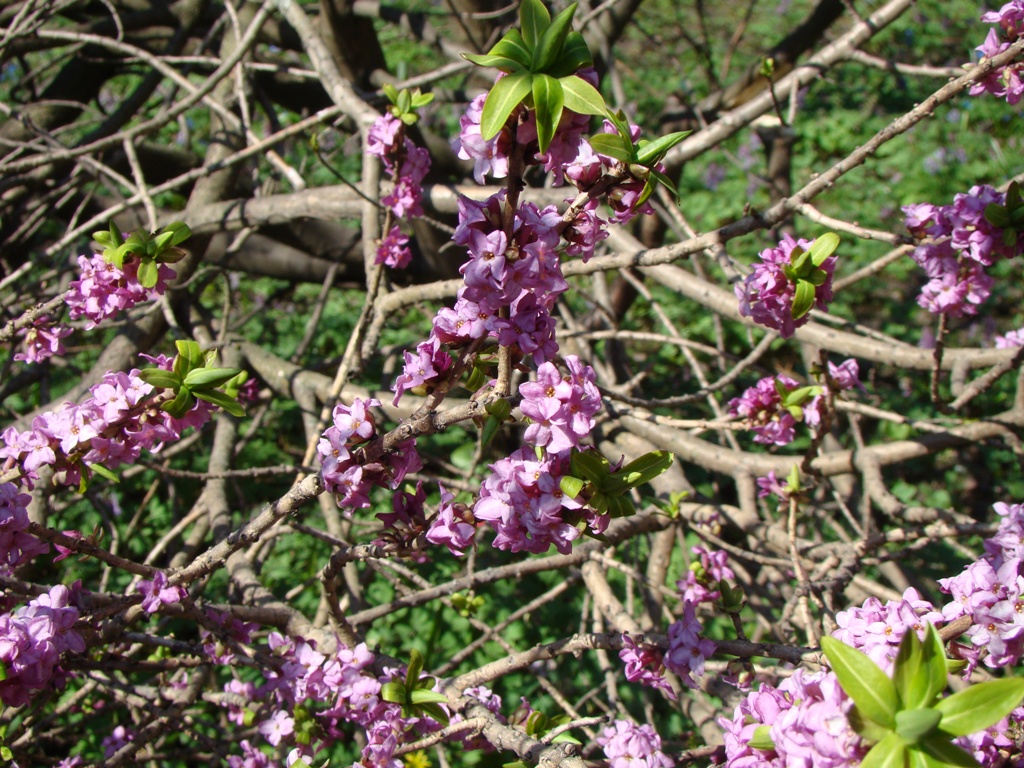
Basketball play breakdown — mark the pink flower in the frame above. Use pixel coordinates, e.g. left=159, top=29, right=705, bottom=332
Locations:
left=135, top=571, right=187, bottom=613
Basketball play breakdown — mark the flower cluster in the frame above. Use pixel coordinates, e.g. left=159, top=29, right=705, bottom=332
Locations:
left=903, top=185, right=1024, bottom=316
left=65, top=253, right=175, bottom=329
left=727, top=374, right=803, bottom=446
left=454, top=70, right=597, bottom=187
left=720, top=668, right=867, bottom=768
left=425, top=483, right=475, bottom=556
left=596, top=720, right=674, bottom=768
left=135, top=571, right=187, bottom=613
left=735, top=233, right=837, bottom=338
left=217, top=632, right=447, bottom=768
left=473, top=356, right=603, bottom=554
left=1, top=360, right=212, bottom=489
left=519, top=356, right=602, bottom=453
left=0, top=482, right=49, bottom=569
left=972, top=1, right=1024, bottom=104
left=731, top=360, right=861, bottom=447
left=317, top=398, right=421, bottom=511
left=665, top=600, right=715, bottom=689
left=0, top=584, right=85, bottom=707
left=368, top=112, right=430, bottom=269
left=473, top=447, right=589, bottom=554
left=14, top=317, right=73, bottom=364
left=677, top=546, right=735, bottom=604
left=618, top=635, right=675, bottom=698
left=939, top=501, right=1024, bottom=673
left=831, top=587, right=945, bottom=673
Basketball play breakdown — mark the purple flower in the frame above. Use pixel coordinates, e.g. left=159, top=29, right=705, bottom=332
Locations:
left=135, top=570, right=187, bottom=613
left=596, top=720, right=674, bottom=768
left=376, top=226, right=413, bottom=269
left=727, top=375, right=803, bottom=446
left=832, top=588, right=943, bottom=673
left=676, top=547, right=735, bottom=604
left=453, top=92, right=511, bottom=184
left=736, top=234, right=837, bottom=338
left=664, top=600, right=715, bottom=689
left=618, top=635, right=674, bottom=698
left=425, top=484, right=475, bottom=556
left=14, top=318, right=72, bottom=364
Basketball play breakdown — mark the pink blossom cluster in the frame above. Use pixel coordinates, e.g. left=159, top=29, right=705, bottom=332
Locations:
left=971, top=2, right=1024, bottom=104
left=1, top=358, right=213, bottom=489
left=939, top=501, right=1024, bottom=673
left=618, top=634, right=676, bottom=699
left=65, top=253, right=175, bottom=329
left=367, top=112, right=430, bottom=269
left=473, top=446, right=594, bottom=554
left=903, top=185, right=1023, bottom=316
left=831, top=587, right=945, bottom=672
left=14, top=317, right=73, bottom=364
left=730, top=359, right=861, bottom=447
left=572, top=120, right=657, bottom=225
left=720, top=668, right=867, bottom=768
left=665, top=600, right=716, bottom=689
left=735, top=234, right=837, bottom=338
left=0, top=584, right=85, bottom=707
left=596, top=720, right=674, bottom=768
left=453, top=70, right=596, bottom=186
left=677, top=546, right=735, bottom=604
left=519, top=355, right=601, bottom=453
left=317, top=397, right=421, bottom=511
left=216, top=632, right=449, bottom=768
left=373, top=480, right=475, bottom=558
left=473, top=356, right=603, bottom=555
left=727, top=374, right=802, bottom=446
left=0, top=482, right=49, bottom=569
left=135, top=571, right=187, bottom=613
left=996, top=327, right=1024, bottom=347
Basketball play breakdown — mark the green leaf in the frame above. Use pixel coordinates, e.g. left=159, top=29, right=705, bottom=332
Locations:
left=163, top=387, right=196, bottom=420
left=607, top=493, right=635, bottom=518
left=861, top=732, right=909, bottom=768
left=560, top=475, right=585, bottom=498
left=618, top=451, right=674, bottom=488
left=136, top=259, right=159, bottom=289
left=183, top=366, right=244, bottom=389
left=791, top=279, right=816, bottom=320
left=748, top=725, right=775, bottom=751
left=788, top=244, right=811, bottom=273
left=559, top=74, right=606, bottom=116
left=636, top=180, right=655, bottom=207
left=587, top=132, right=634, bottom=163
left=397, top=88, right=412, bottom=115
left=0, top=661, right=7, bottom=682
left=808, top=232, right=840, bottom=267
left=821, top=636, right=899, bottom=729
left=531, top=74, right=564, bottom=153
left=519, top=0, right=550, bottom=48
left=486, top=398, right=512, bottom=421
left=935, top=677, right=1024, bottom=737
left=634, top=130, right=691, bottom=166
left=979, top=202, right=1003, bottom=226
left=152, top=230, right=175, bottom=254
left=406, top=649, right=425, bottom=687
left=491, top=28, right=533, bottom=69
left=1007, top=180, right=1021, bottom=209
left=163, top=221, right=191, bottom=246
left=0, top=746, right=10, bottom=761
left=410, top=689, right=449, bottom=705
left=650, top=168, right=679, bottom=200
left=571, top=450, right=610, bottom=485
left=916, top=733, right=980, bottom=767
left=481, top=413, right=502, bottom=448
left=382, top=82, right=399, bottom=104
left=89, top=463, right=120, bottom=484
left=546, top=31, right=593, bottom=77
left=462, top=53, right=526, bottom=73
left=193, top=389, right=245, bottom=417
left=416, top=701, right=450, bottom=726
left=136, top=368, right=182, bottom=390
left=532, top=2, right=576, bottom=71
left=480, top=72, right=533, bottom=141
left=896, top=624, right=947, bottom=710
left=380, top=681, right=406, bottom=704
left=411, top=91, right=434, bottom=107
left=606, top=108, right=632, bottom=140
left=175, top=340, right=204, bottom=371
left=895, top=709, right=942, bottom=745
left=551, top=731, right=583, bottom=745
